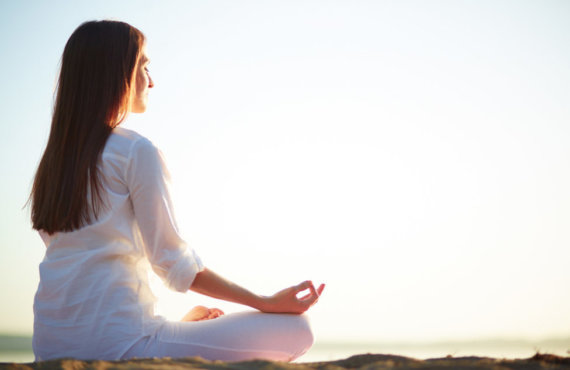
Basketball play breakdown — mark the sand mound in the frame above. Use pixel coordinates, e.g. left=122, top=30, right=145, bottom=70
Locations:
left=1, top=353, right=569, bottom=369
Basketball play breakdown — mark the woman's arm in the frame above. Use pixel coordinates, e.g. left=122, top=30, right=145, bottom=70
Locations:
left=190, top=268, right=325, bottom=314
left=127, top=138, right=204, bottom=292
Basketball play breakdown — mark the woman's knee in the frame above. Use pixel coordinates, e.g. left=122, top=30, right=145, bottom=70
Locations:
left=274, top=314, right=314, bottom=357
left=294, top=314, right=315, bottom=347
left=234, top=312, right=315, bottom=357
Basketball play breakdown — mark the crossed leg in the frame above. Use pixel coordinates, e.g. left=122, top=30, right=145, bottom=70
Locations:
left=122, top=311, right=314, bottom=362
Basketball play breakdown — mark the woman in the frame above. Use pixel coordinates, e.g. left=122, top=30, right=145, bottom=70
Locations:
left=30, top=20, right=324, bottom=362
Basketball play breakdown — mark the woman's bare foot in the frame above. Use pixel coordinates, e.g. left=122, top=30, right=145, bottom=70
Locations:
left=181, top=305, right=225, bottom=322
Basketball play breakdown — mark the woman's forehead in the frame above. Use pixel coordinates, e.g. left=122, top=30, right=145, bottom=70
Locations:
left=139, top=45, right=150, bottom=63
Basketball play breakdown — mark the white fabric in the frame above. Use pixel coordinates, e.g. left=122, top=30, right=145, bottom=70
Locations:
left=122, top=312, right=314, bottom=362
left=33, top=127, right=204, bottom=361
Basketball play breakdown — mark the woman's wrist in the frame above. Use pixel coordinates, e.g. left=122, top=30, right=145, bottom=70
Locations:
left=250, top=294, right=272, bottom=312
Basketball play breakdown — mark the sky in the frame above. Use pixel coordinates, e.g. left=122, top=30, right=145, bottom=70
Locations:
left=0, top=0, right=569, bottom=346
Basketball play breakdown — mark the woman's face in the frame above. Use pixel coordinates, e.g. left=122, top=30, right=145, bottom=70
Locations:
left=131, top=45, right=154, bottom=113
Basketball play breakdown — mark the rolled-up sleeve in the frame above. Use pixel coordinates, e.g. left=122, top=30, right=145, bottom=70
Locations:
left=125, top=137, right=203, bottom=292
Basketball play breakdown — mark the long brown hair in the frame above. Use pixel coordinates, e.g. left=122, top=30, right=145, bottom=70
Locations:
left=30, top=20, right=145, bottom=234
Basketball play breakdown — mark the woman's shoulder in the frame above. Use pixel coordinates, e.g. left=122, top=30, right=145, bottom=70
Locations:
left=110, top=126, right=148, bottom=144
left=105, top=127, right=155, bottom=158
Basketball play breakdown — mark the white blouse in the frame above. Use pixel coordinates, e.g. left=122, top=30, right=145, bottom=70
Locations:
left=33, top=127, right=204, bottom=361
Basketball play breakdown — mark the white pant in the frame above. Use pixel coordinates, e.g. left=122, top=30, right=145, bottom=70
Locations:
left=122, top=312, right=314, bottom=362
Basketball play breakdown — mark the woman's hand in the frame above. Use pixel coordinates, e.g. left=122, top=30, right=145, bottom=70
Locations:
left=260, top=281, right=325, bottom=314
left=181, top=305, right=225, bottom=322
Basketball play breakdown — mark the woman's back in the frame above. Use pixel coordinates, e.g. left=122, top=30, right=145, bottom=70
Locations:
left=33, top=128, right=202, bottom=360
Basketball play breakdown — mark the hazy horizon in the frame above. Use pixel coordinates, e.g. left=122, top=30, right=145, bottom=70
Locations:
left=1, top=333, right=569, bottom=362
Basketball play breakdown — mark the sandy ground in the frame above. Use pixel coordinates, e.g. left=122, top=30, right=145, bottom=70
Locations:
left=1, top=353, right=569, bottom=369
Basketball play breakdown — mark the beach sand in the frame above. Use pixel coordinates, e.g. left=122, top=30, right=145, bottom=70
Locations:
left=1, top=353, right=569, bottom=369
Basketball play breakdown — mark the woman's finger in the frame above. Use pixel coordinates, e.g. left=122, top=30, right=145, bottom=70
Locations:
left=301, top=289, right=320, bottom=308
left=298, top=282, right=324, bottom=301
left=294, top=280, right=313, bottom=293
left=308, top=282, right=318, bottom=297
left=299, top=280, right=317, bottom=296
left=207, top=312, right=218, bottom=319
left=204, top=307, right=224, bottom=320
